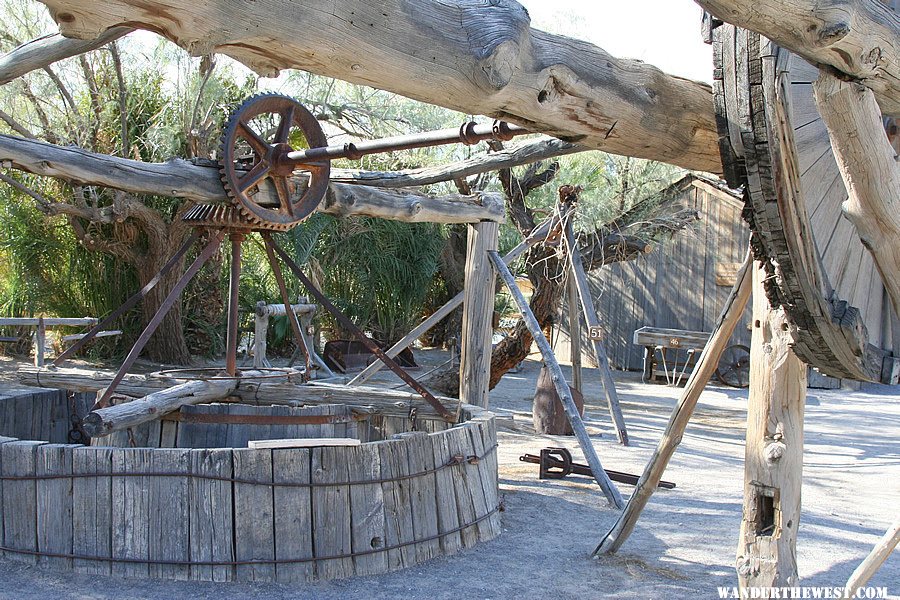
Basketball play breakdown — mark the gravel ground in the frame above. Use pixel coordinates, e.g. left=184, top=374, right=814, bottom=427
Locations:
left=0, top=353, right=897, bottom=599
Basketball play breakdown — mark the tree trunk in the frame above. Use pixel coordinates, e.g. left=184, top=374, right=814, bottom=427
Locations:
left=35, top=0, right=721, bottom=172
left=136, top=246, right=193, bottom=365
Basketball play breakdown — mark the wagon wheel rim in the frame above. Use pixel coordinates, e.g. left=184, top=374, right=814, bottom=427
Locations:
left=712, top=24, right=895, bottom=384
left=716, top=344, right=751, bottom=388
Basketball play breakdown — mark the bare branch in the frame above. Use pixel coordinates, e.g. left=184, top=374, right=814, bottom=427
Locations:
left=0, top=107, right=36, bottom=138
left=0, top=27, right=134, bottom=86
left=109, top=41, right=129, bottom=158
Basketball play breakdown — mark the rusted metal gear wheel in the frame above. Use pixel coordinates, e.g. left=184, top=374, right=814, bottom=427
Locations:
left=219, top=93, right=330, bottom=231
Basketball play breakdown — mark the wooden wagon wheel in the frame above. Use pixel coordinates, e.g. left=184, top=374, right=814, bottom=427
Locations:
left=716, top=344, right=751, bottom=388
left=712, top=24, right=897, bottom=383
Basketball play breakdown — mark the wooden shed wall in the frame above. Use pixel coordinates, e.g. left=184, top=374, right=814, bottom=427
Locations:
left=555, top=179, right=753, bottom=371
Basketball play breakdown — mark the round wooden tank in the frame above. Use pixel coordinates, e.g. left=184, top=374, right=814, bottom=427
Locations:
left=0, top=388, right=499, bottom=582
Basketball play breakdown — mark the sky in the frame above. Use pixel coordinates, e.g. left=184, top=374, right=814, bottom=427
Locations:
left=518, top=0, right=713, bottom=83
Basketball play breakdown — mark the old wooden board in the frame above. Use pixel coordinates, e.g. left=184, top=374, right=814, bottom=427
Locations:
left=712, top=23, right=897, bottom=383
left=189, top=448, right=234, bottom=582
left=111, top=447, right=151, bottom=578
left=36, top=444, right=75, bottom=571
left=233, top=448, right=275, bottom=581
left=272, top=447, right=313, bottom=582
left=72, top=445, right=112, bottom=575
left=311, top=445, right=352, bottom=579
left=1, top=440, right=44, bottom=564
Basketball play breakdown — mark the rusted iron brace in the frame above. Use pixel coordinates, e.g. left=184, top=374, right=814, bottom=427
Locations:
left=262, top=233, right=456, bottom=423
left=262, top=237, right=312, bottom=381
left=53, top=230, right=201, bottom=365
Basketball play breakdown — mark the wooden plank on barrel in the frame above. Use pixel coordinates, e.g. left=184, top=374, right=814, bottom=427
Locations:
left=431, top=431, right=462, bottom=554
left=111, top=447, right=151, bottom=578
left=175, top=406, right=201, bottom=449
left=273, top=447, right=313, bottom=582
left=159, top=418, right=178, bottom=448
left=189, top=448, right=234, bottom=582
left=346, top=442, right=386, bottom=576
left=397, top=431, right=441, bottom=564
left=477, top=418, right=502, bottom=537
left=445, top=426, right=479, bottom=548
left=233, top=447, right=275, bottom=581
left=378, top=438, right=415, bottom=569
left=36, top=443, right=75, bottom=570
left=465, top=423, right=498, bottom=541
left=0, top=435, right=18, bottom=559
left=72, top=445, right=112, bottom=575
left=1, top=440, right=44, bottom=564
left=48, top=390, right=69, bottom=443
left=148, top=448, right=190, bottom=579
left=311, top=445, right=352, bottom=579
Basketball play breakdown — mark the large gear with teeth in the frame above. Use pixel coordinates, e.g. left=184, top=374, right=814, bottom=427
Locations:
left=219, top=93, right=330, bottom=231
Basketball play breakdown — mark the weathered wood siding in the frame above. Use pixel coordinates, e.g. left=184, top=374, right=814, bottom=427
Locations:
left=556, top=176, right=753, bottom=371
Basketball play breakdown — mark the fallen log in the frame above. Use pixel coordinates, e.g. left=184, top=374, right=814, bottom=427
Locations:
left=0, top=134, right=505, bottom=224
left=82, top=379, right=236, bottom=437
left=697, top=0, right=900, bottom=115
left=35, top=0, right=721, bottom=173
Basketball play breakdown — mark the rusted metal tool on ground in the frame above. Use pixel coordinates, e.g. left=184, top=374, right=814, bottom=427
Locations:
left=520, top=447, right=676, bottom=489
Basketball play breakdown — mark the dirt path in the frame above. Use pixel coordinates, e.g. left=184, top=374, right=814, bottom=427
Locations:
left=0, top=354, right=897, bottom=598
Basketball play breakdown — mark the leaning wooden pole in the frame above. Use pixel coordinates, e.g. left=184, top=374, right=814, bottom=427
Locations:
left=736, top=263, right=807, bottom=589
left=595, top=249, right=752, bottom=554
left=563, top=219, right=629, bottom=445
left=843, top=517, right=900, bottom=599
left=488, top=250, right=624, bottom=509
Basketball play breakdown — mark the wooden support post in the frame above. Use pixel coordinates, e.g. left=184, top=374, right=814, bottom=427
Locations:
left=563, top=221, right=629, bottom=445
left=459, top=221, right=499, bottom=409
left=253, top=302, right=270, bottom=369
left=488, top=250, right=624, bottom=509
left=568, top=276, right=583, bottom=394
left=33, top=317, right=45, bottom=368
left=843, top=517, right=900, bottom=598
left=736, top=264, right=807, bottom=589
left=595, top=250, right=753, bottom=555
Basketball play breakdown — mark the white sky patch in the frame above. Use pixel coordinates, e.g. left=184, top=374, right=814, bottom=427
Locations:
left=518, top=0, right=713, bottom=83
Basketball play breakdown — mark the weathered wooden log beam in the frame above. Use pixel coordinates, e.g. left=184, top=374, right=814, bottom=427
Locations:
left=697, top=0, right=900, bottom=115
left=82, top=379, right=236, bottom=437
left=813, top=70, right=900, bottom=320
left=0, top=134, right=504, bottom=223
left=35, top=0, right=722, bottom=173
left=0, top=27, right=134, bottom=86
left=595, top=249, right=753, bottom=555
left=843, top=517, right=900, bottom=599
left=18, top=366, right=456, bottom=419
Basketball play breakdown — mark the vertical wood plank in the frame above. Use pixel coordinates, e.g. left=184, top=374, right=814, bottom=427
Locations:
left=72, top=445, right=112, bottom=575
left=0, top=435, right=19, bottom=560
left=273, top=447, right=313, bottom=582
left=148, top=449, right=190, bottom=580
left=444, top=427, right=479, bottom=548
left=431, top=432, right=461, bottom=555
left=1, top=440, right=44, bottom=564
left=36, top=443, right=75, bottom=571
left=311, top=445, right=352, bottom=579
left=379, top=438, right=416, bottom=569
left=397, top=431, right=441, bottom=564
left=346, top=443, right=386, bottom=576
left=459, top=220, right=499, bottom=408
left=466, top=422, right=499, bottom=541
left=479, top=417, right=501, bottom=536
left=233, top=448, right=275, bottom=581
left=189, top=448, right=234, bottom=582
left=111, top=447, right=151, bottom=578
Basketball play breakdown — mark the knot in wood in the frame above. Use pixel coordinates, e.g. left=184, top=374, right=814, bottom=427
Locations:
left=764, top=440, right=786, bottom=463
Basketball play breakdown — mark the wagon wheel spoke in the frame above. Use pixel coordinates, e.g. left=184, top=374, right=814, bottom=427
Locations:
left=237, top=121, right=271, bottom=157
left=237, top=160, right=270, bottom=192
left=274, top=105, right=295, bottom=145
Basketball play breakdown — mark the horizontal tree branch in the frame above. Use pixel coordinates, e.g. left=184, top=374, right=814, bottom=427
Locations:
left=0, top=27, right=134, bottom=86
left=698, top=0, right=900, bottom=115
left=0, top=134, right=505, bottom=223
left=35, top=0, right=722, bottom=173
